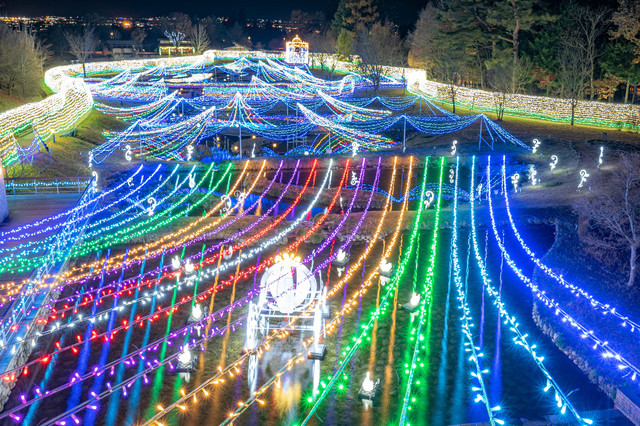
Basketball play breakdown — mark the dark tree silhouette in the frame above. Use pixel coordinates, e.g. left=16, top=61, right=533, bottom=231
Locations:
left=574, top=152, right=640, bottom=288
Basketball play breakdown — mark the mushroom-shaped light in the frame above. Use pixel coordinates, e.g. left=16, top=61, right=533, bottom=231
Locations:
left=379, top=259, right=392, bottom=273
left=184, top=259, right=195, bottom=274
left=171, top=256, right=181, bottom=271
left=409, top=292, right=420, bottom=308
left=178, top=347, right=191, bottom=365
left=362, top=372, right=374, bottom=393
left=191, top=304, right=203, bottom=320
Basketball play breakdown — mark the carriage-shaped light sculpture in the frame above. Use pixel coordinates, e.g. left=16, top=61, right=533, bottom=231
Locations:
left=285, top=35, right=309, bottom=65
left=244, top=252, right=326, bottom=395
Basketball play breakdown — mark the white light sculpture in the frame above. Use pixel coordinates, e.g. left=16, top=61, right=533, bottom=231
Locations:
left=125, top=144, right=132, bottom=163
left=451, top=140, right=458, bottom=156
left=91, top=171, right=98, bottom=191
left=532, top=138, right=541, bottom=153
left=529, top=165, right=538, bottom=186
left=598, top=146, right=604, bottom=169
left=409, top=292, right=420, bottom=308
left=550, top=155, right=558, bottom=171
left=350, top=171, right=359, bottom=186
left=352, top=141, right=359, bottom=157
left=147, top=197, right=157, bottom=216
left=191, top=304, right=203, bottom=321
left=178, top=346, right=191, bottom=365
left=171, top=256, right=181, bottom=271
left=362, top=372, right=375, bottom=393
left=184, top=259, right=195, bottom=274
left=511, top=173, right=520, bottom=192
left=578, top=169, right=589, bottom=189
left=424, top=191, right=435, bottom=208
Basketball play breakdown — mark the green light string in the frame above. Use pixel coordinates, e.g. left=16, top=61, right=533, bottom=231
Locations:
left=398, top=156, right=444, bottom=425
left=144, top=245, right=186, bottom=420
left=299, top=156, right=430, bottom=425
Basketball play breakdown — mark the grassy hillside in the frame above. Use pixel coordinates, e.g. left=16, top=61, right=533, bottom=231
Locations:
left=8, top=109, right=128, bottom=178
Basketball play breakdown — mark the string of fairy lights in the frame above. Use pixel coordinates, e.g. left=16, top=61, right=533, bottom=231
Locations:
left=486, top=156, right=640, bottom=389
left=470, top=156, right=592, bottom=424
left=2, top=48, right=638, bottom=426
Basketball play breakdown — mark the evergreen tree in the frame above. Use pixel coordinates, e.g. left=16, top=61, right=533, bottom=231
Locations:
left=335, top=28, right=354, bottom=60
left=602, top=40, right=640, bottom=104
left=408, top=4, right=438, bottom=73
left=485, top=0, right=554, bottom=93
left=434, top=0, right=491, bottom=86
left=331, top=0, right=352, bottom=33
left=344, top=0, right=379, bottom=30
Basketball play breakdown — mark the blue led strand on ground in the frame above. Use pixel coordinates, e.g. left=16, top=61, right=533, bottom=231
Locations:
left=470, top=157, right=591, bottom=424
left=499, top=156, right=640, bottom=338
left=485, top=156, right=640, bottom=389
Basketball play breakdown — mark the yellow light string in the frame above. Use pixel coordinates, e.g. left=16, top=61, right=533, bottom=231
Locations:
left=144, top=156, right=411, bottom=425
left=218, top=157, right=413, bottom=424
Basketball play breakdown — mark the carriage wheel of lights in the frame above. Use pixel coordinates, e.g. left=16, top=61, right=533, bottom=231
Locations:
left=244, top=252, right=326, bottom=394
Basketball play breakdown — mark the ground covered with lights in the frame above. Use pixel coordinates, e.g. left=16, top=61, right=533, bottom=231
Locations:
left=0, top=55, right=637, bottom=426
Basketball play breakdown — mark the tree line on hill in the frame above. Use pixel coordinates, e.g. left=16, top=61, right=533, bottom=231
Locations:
left=317, top=0, right=640, bottom=108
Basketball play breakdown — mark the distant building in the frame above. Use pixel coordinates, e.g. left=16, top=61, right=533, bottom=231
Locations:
left=104, top=40, right=136, bottom=57
left=158, top=39, right=195, bottom=56
left=285, top=35, right=308, bottom=65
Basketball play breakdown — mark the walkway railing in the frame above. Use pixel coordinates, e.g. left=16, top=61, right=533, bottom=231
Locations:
left=5, top=176, right=91, bottom=195
left=0, top=180, right=98, bottom=407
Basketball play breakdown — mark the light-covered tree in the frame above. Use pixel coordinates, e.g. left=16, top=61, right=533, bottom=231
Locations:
left=189, top=23, right=210, bottom=54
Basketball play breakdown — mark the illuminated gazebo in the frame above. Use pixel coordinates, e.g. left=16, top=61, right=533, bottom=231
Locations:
left=285, top=35, right=309, bottom=65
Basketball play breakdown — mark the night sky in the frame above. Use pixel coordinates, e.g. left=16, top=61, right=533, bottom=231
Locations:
left=4, top=0, right=428, bottom=27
